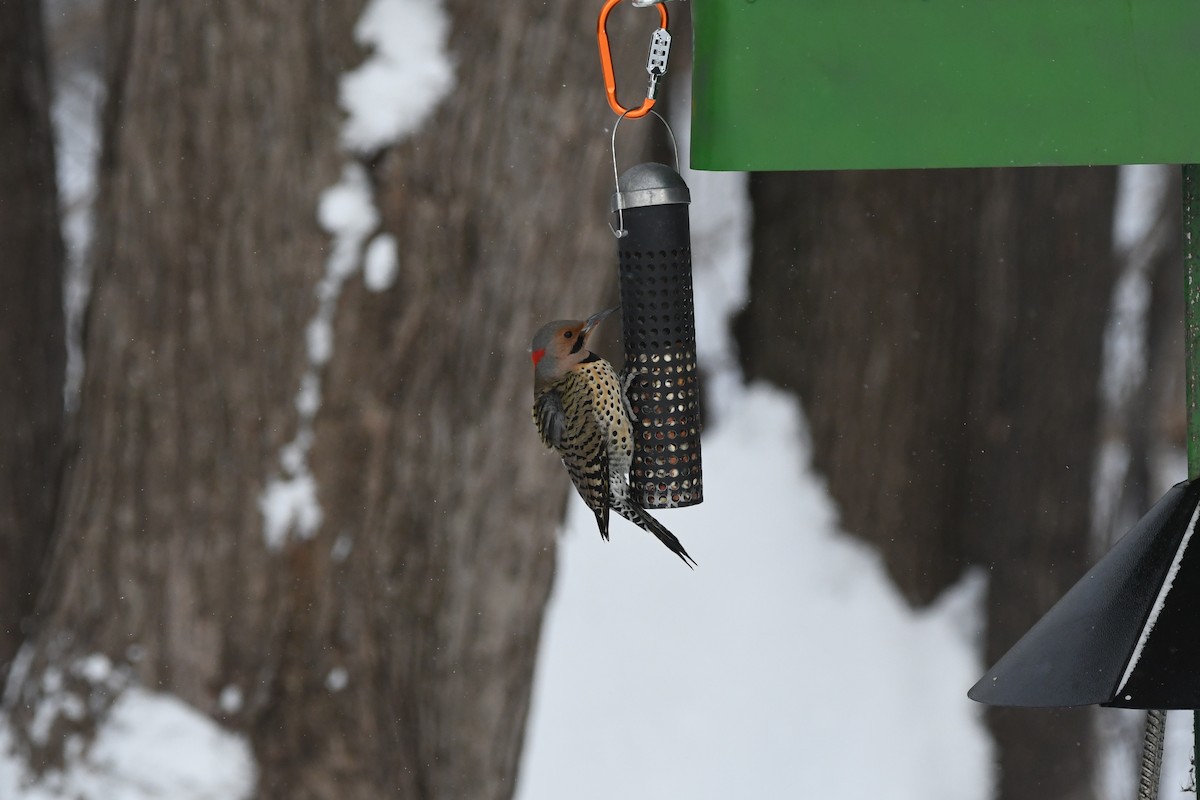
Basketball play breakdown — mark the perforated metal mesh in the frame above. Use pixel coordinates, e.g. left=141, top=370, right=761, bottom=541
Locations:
left=616, top=203, right=703, bottom=508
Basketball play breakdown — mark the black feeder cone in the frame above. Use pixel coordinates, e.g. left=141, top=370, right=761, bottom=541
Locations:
left=969, top=477, right=1200, bottom=709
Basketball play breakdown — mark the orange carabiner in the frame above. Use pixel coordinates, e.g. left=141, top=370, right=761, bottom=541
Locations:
left=597, top=0, right=670, bottom=119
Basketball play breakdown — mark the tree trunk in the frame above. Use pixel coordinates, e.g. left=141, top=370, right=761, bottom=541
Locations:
left=736, top=167, right=1118, bottom=800
left=0, top=0, right=65, bottom=685
left=4, top=1, right=639, bottom=798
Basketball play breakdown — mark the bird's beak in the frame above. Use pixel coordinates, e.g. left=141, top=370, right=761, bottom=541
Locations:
left=581, top=305, right=620, bottom=337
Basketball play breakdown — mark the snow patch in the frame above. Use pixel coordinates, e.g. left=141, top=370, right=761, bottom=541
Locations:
left=279, top=431, right=312, bottom=477
left=339, top=0, right=455, bottom=154
left=295, top=373, right=322, bottom=418
left=218, top=685, right=244, bottom=715
left=259, top=165, right=375, bottom=549
left=1113, top=164, right=1170, bottom=254
left=1100, top=164, right=1171, bottom=418
left=325, top=667, right=349, bottom=693
left=306, top=318, right=334, bottom=367
left=0, top=688, right=256, bottom=800
left=29, top=687, right=84, bottom=745
left=48, top=18, right=105, bottom=411
left=3, top=644, right=35, bottom=708
left=363, top=233, right=399, bottom=292
left=1093, top=162, right=1173, bottom=583
left=331, top=533, right=354, bottom=563
left=262, top=0, right=453, bottom=549
left=317, top=164, right=380, bottom=284
left=1101, top=267, right=1151, bottom=412
left=259, top=473, right=323, bottom=551
left=74, top=654, right=112, bottom=685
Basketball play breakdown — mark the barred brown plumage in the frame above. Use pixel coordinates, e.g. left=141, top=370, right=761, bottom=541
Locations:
left=531, top=307, right=696, bottom=568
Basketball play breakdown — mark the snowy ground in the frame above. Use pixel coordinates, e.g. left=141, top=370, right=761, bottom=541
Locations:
left=0, top=664, right=255, bottom=800
left=516, top=384, right=993, bottom=800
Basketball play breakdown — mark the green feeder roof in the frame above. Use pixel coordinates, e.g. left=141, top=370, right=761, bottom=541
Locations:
left=690, top=0, right=1200, bottom=171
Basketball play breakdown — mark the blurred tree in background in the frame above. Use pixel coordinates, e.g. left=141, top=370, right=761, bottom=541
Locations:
left=0, top=0, right=66, bottom=688
left=0, top=0, right=644, bottom=797
left=737, top=169, right=1120, bottom=800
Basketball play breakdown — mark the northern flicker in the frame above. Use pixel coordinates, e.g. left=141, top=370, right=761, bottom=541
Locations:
left=531, top=306, right=696, bottom=567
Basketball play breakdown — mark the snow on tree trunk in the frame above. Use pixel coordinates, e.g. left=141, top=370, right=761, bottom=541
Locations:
left=2, top=1, right=641, bottom=797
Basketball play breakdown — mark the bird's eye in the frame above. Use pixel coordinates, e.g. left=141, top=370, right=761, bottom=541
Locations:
left=564, top=331, right=573, bottom=339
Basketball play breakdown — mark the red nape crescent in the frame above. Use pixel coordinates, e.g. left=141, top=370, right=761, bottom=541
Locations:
left=531, top=348, right=546, bottom=366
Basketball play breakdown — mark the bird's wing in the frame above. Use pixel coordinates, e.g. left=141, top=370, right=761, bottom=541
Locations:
left=558, top=368, right=614, bottom=526
left=618, top=365, right=638, bottom=425
left=533, top=389, right=566, bottom=450
left=571, top=420, right=611, bottom=538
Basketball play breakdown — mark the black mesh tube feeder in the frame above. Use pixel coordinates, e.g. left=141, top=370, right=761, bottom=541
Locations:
left=611, top=162, right=702, bottom=509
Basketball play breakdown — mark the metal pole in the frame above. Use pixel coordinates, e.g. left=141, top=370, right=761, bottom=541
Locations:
left=1139, top=163, right=1200, bottom=800
left=1185, top=164, right=1200, bottom=478
left=1183, top=162, right=1200, bottom=794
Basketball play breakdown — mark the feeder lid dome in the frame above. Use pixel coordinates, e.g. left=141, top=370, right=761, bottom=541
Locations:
left=612, top=163, right=690, bottom=212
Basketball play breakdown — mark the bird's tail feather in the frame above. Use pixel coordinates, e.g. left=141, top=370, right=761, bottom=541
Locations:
left=594, top=504, right=610, bottom=541
left=613, top=497, right=697, bottom=569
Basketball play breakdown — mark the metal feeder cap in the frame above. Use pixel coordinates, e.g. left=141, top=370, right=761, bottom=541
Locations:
left=611, top=163, right=691, bottom=212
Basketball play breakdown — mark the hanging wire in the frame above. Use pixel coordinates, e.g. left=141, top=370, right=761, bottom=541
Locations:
left=1138, top=709, right=1167, bottom=800
left=608, top=108, right=680, bottom=238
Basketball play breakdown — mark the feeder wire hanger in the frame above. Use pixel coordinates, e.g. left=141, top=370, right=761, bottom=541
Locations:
left=596, top=0, right=680, bottom=239
left=607, top=112, right=680, bottom=239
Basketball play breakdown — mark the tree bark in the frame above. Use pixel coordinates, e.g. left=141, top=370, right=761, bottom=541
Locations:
left=5, top=1, right=639, bottom=798
left=736, top=167, right=1119, bottom=800
left=0, top=0, right=66, bottom=685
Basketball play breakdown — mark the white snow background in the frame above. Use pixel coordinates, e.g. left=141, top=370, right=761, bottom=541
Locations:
left=516, top=385, right=993, bottom=800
